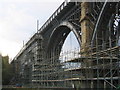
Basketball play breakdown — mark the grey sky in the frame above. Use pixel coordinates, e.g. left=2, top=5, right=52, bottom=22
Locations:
left=0, top=0, right=64, bottom=59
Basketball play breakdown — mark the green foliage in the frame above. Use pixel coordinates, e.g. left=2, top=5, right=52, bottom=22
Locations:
left=2, top=56, right=13, bottom=85
left=117, top=85, right=120, bottom=90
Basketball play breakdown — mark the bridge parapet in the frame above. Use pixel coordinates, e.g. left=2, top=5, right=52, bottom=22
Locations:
left=38, top=1, right=70, bottom=33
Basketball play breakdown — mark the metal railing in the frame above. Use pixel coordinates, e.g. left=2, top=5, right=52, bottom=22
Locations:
left=38, top=0, right=70, bottom=33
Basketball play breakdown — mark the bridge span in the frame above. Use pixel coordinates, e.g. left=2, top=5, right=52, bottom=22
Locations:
left=11, top=1, right=120, bottom=89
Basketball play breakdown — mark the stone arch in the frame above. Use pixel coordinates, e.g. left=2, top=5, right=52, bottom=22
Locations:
left=47, top=21, right=81, bottom=54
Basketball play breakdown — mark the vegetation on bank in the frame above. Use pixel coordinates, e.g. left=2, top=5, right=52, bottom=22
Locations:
left=2, top=56, right=13, bottom=85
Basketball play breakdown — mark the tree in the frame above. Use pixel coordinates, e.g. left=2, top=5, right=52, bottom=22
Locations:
left=2, top=56, right=13, bottom=85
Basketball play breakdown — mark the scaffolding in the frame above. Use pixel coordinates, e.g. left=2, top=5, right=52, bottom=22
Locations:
left=31, top=44, right=120, bottom=88
left=31, top=2, right=120, bottom=89
left=11, top=2, right=120, bottom=89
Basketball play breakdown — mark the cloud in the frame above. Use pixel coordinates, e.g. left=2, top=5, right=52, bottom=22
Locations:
left=0, top=3, right=35, bottom=42
left=0, top=0, right=64, bottom=3
left=0, top=1, right=63, bottom=59
left=0, top=37, right=22, bottom=59
left=62, top=32, right=80, bottom=51
left=0, top=2, right=38, bottom=58
left=0, top=2, right=63, bottom=42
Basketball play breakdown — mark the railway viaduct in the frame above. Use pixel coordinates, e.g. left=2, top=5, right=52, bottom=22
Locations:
left=11, top=1, right=120, bottom=89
